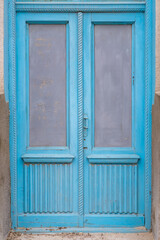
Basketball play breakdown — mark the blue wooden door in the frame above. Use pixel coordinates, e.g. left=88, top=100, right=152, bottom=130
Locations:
left=16, top=11, right=146, bottom=229
left=83, top=13, right=145, bottom=228
left=16, top=12, right=80, bottom=228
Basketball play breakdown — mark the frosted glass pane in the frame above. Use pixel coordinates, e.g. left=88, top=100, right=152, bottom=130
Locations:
left=29, top=25, right=66, bottom=147
left=94, top=25, right=132, bottom=147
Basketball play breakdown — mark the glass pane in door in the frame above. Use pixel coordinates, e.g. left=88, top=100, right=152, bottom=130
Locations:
left=94, top=25, right=132, bottom=148
left=29, top=24, right=66, bottom=147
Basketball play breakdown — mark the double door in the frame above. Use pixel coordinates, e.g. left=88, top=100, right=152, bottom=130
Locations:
left=16, top=12, right=145, bottom=228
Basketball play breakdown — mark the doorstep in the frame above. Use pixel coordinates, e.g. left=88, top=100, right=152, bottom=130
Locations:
left=7, top=232, right=154, bottom=240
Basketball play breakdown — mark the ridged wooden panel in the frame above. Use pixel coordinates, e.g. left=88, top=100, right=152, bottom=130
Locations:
left=24, top=164, right=73, bottom=213
left=89, top=164, right=138, bottom=214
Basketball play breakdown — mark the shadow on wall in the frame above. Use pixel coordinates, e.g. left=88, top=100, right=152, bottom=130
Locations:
left=152, top=93, right=160, bottom=240
left=0, top=94, right=10, bottom=240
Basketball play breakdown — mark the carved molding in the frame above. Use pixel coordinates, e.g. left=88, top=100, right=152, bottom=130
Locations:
left=16, top=3, right=146, bottom=12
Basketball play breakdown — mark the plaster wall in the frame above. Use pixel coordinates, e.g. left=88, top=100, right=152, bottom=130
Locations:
left=155, top=0, right=160, bottom=94
left=0, top=0, right=11, bottom=240
left=0, top=0, right=159, bottom=240
left=152, top=94, right=160, bottom=240
left=0, top=95, right=10, bottom=240
left=0, top=0, right=4, bottom=95
left=151, top=0, right=160, bottom=239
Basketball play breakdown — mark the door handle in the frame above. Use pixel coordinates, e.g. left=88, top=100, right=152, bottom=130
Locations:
left=84, top=114, right=88, bottom=137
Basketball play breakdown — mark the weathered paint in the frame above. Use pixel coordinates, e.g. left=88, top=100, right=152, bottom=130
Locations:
left=83, top=12, right=145, bottom=228
left=7, top=0, right=155, bottom=233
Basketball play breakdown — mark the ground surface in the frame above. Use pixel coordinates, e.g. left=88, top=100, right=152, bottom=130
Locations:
left=7, top=232, right=154, bottom=240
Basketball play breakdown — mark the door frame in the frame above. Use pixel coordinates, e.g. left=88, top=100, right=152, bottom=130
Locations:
left=5, top=0, right=155, bottom=231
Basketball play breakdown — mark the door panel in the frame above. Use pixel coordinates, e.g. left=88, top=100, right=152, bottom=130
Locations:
left=88, top=164, right=138, bottom=214
left=29, top=24, right=67, bottom=147
left=84, top=13, right=145, bottom=227
left=17, top=13, right=79, bottom=227
left=16, top=11, right=145, bottom=229
left=94, top=24, right=132, bottom=148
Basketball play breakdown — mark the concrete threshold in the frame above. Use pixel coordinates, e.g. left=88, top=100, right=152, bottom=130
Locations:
left=7, top=232, right=154, bottom=240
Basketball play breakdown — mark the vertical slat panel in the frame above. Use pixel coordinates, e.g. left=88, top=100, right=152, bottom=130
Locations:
left=89, top=164, right=138, bottom=214
left=99, top=165, right=102, bottom=213
left=107, top=166, right=109, bottom=213
left=89, top=164, right=92, bottom=213
left=64, top=164, right=67, bottom=213
left=124, top=165, right=127, bottom=213
left=114, top=166, right=117, bottom=213
left=62, top=165, right=64, bottom=213
left=135, top=165, right=138, bottom=213
left=44, top=165, right=47, bottom=213
left=49, top=164, right=52, bottom=213
left=70, top=164, right=73, bottom=213
left=57, top=164, right=60, bottom=212
left=24, top=163, right=73, bottom=213
left=52, top=164, right=55, bottom=213
left=47, top=165, right=49, bottom=213
left=24, top=164, right=28, bottom=213
left=129, top=165, right=132, bottom=213
left=54, top=164, right=58, bottom=213
left=29, top=164, right=32, bottom=213
left=95, top=165, right=97, bottom=213
left=37, top=165, right=39, bottom=213
left=60, top=164, right=63, bottom=212
left=67, top=164, right=70, bottom=212
left=34, top=164, right=37, bottom=213
left=39, top=164, right=42, bottom=213
left=119, top=165, right=122, bottom=213
left=109, top=165, right=112, bottom=213
left=104, top=165, right=107, bottom=213
left=93, top=165, right=95, bottom=213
